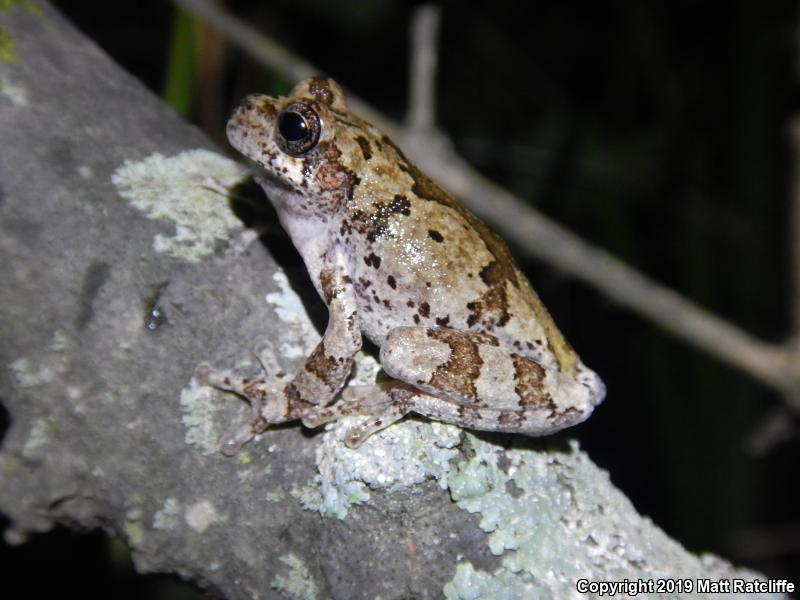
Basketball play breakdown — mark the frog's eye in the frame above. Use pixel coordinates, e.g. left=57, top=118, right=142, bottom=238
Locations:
left=275, top=102, right=321, bottom=156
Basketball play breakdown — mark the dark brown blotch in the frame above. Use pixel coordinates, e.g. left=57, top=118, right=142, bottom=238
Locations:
left=464, top=285, right=511, bottom=330
left=428, top=229, right=444, bottom=243
left=387, top=275, right=397, bottom=289
left=284, top=383, right=316, bottom=417
left=305, top=343, right=337, bottom=376
left=425, top=329, right=483, bottom=401
left=479, top=261, right=505, bottom=286
left=350, top=194, right=409, bottom=243
left=319, top=267, right=336, bottom=304
left=511, top=353, right=556, bottom=413
left=390, top=194, right=411, bottom=216
left=364, top=253, right=382, bottom=269
left=355, top=135, right=372, bottom=160
left=457, top=404, right=484, bottom=423
left=418, top=302, right=430, bottom=318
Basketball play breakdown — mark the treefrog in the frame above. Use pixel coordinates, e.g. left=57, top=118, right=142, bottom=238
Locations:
left=201, top=76, right=605, bottom=454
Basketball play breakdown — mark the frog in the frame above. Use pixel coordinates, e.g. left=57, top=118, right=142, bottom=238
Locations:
left=200, top=76, right=605, bottom=455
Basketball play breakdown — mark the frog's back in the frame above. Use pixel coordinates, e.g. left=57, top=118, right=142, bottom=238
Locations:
left=340, top=145, right=581, bottom=378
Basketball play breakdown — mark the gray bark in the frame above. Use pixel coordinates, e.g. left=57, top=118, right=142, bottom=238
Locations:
left=0, top=4, right=788, bottom=599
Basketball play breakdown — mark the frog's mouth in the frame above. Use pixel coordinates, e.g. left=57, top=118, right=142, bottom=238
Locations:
left=252, top=164, right=295, bottom=193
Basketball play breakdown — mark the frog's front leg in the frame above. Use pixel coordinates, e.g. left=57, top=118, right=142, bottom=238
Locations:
left=376, top=326, right=603, bottom=438
left=201, top=257, right=362, bottom=455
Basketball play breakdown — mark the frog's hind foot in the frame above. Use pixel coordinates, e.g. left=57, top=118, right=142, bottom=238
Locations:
left=195, top=363, right=289, bottom=455
left=300, top=384, right=392, bottom=429
left=301, top=383, right=415, bottom=448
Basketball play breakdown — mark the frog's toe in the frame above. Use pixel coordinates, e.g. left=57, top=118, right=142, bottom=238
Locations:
left=219, top=426, right=254, bottom=456
left=342, top=403, right=412, bottom=449
left=255, top=344, right=283, bottom=375
left=219, top=415, right=268, bottom=456
left=194, top=363, right=212, bottom=384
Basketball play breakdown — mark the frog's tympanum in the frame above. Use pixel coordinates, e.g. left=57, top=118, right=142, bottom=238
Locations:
left=202, top=77, right=605, bottom=454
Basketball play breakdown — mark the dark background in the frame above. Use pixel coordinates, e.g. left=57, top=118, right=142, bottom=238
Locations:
left=2, top=0, right=798, bottom=597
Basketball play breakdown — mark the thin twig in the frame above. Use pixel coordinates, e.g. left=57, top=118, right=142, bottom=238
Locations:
left=173, top=0, right=800, bottom=402
left=407, top=5, right=440, bottom=133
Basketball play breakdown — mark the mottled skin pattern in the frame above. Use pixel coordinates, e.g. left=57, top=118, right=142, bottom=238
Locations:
left=202, top=77, right=605, bottom=453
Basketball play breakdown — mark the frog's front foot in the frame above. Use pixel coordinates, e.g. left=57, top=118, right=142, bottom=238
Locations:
left=195, top=363, right=288, bottom=456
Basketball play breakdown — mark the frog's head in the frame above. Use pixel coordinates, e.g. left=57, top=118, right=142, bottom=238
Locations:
left=226, top=76, right=367, bottom=220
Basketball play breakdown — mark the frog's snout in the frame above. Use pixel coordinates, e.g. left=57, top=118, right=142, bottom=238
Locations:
left=226, top=94, right=276, bottom=150
left=227, top=94, right=273, bottom=127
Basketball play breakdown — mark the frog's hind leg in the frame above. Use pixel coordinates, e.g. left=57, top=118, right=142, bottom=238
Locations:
left=403, top=394, right=528, bottom=434
left=379, top=326, right=598, bottom=436
left=300, top=385, right=392, bottom=428
left=301, top=383, right=415, bottom=448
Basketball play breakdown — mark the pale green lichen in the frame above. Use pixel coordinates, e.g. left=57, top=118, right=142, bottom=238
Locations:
left=265, top=271, right=321, bottom=360
left=271, top=553, right=319, bottom=600
left=0, top=1, right=42, bottom=63
left=265, top=489, right=286, bottom=503
left=123, top=520, right=143, bottom=547
left=315, top=416, right=462, bottom=519
left=0, top=1, right=42, bottom=16
left=21, top=418, right=51, bottom=456
left=122, top=505, right=146, bottom=553
left=50, top=331, right=68, bottom=352
left=185, top=499, right=221, bottom=533
left=111, top=150, right=246, bottom=262
left=289, top=484, right=323, bottom=512
left=9, top=357, right=47, bottom=387
left=0, top=78, right=28, bottom=104
left=237, top=462, right=269, bottom=484
left=0, top=455, right=20, bottom=477
left=0, top=27, right=15, bottom=63
left=442, top=436, right=782, bottom=600
left=9, top=331, right=69, bottom=388
left=179, top=380, right=222, bottom=455
left=153, top=497, right=181, bottom=531
left=444, top=436, right=635, bottom=597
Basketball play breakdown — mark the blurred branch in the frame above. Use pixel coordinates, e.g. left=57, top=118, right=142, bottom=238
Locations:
left=407, top=4, right=440, bottom=133
left=172, top=0, right=800, bottom=405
